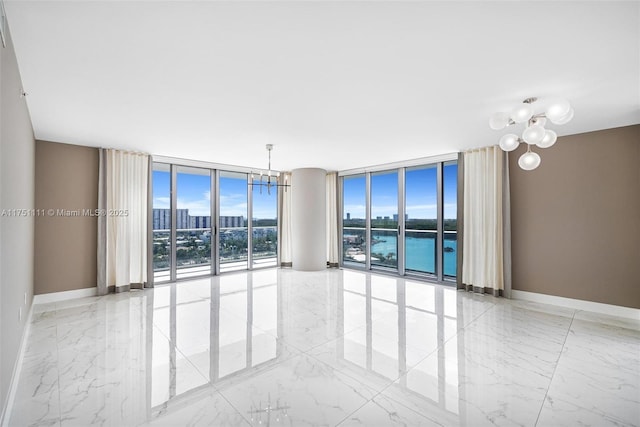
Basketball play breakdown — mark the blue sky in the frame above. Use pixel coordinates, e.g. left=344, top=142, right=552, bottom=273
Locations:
left=154, top=163, right=457, bottom=220
left=343, top=164, right=457, bottom=219
left=152, top=171, right=277, bottom=219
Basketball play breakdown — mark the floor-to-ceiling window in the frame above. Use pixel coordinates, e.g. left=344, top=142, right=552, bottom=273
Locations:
left=252, top=183, right=277, bottom=269
left=442, top=162, right=458, bottom=278
left=340, top=158, right=457, bottom=282
left=405, top=166, right=437, bottom=275
left=342, top=174, right=367, bottom=266
left=370, top=171, right=399, bottom=271
left=219, top=171, right=249, bottom=273
left=151, top=161, right=278, bottom=283
left=152, top=163, right=172, bottom=283
left=176, top=166, right=212, bottom=280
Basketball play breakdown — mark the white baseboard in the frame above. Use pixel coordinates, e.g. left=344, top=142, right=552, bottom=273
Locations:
left=33, top=287, right=97, bottom=305
left=511, top=290, right=640, bottom=320
left=0, top=305, right=33, bottom=427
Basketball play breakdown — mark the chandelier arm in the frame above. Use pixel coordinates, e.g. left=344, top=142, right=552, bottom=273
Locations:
left=248, top=144, right=290, bottom=190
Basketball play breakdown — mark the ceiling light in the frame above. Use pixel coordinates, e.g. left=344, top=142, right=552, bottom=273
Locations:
left=491, top=97, right=573, bottom=171
left=510, top=103, right=534, bottom=123
left=518, top=148, right=541, bottom=171
left=249, top=144, right=290, bottom=195
left=537, top=130, right=557, bottom=148
left=545, top=99, right=571, bottom=123
left=499, top=134, right=520, bottom=152
left=489, top=112, right=510, bottom=130
left=522, top=124, right=546, bottom=145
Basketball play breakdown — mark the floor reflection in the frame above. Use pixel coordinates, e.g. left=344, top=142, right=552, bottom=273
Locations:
left=337, top=271, right=462, bottom=420
left=148, top=270, right=285, bottom=413
left=12, top=268, right=639, bottom=427
left=148, top=269, right=465, bottom=423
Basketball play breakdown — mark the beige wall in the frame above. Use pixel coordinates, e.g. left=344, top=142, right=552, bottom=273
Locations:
left=509, top=125, right=640, bottom=309
left=35, top=141, right=99, bottom=295
left=0, top=25, right=35, bottom=419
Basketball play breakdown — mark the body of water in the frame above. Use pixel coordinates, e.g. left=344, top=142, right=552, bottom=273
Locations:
left=371, top=234, right=456, bottom=276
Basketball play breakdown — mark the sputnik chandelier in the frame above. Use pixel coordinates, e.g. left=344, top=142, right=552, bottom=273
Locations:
left=248, top=144, right=290, bottom=195
left=490, top=97, right=573, bottom=170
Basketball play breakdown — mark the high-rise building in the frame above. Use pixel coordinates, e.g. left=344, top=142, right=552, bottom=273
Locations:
left=153, top=209, right=171, bottom=230
left=153, top=209, right=202, bottom=230
left=189, top=216, right=211, bottom=229
left=176, top=209, right=189, bottom=229
left=220, top=216, right=245, bottom=228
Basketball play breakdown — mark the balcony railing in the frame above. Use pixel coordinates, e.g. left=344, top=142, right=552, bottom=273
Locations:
left=153, top=225, right=277, bottom=279
left=342, top=228, right=457, bottom=278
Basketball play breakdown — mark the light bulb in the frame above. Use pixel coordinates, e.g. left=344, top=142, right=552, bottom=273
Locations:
left=489, top=112, right=510, bottom=130
left=518, top=150, right=541, bottom=170
left=546, top=99, right=571, bottom=123
left=522, top=124, right=546, bottom=144
left=499, top=134, right=520, bottom=152
left=537, top=129, right=557, bottom=148
left=510, top=103, right=534, bottom=123
left=551, top=107, right=574, bottom=125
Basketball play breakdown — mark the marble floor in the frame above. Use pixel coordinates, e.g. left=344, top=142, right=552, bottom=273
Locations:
left=7, top=268, right=640, bottom=426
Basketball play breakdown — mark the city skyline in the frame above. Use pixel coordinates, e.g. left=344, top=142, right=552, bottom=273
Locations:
left=153, top=170, right=278, bottom=219
left=154, top=164, right=457, bottom=222
left=343, top=164, right=457, bottom=219
left=152, top=209, right=250, bottom=230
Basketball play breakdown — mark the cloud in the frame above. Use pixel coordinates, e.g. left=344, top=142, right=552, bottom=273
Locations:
left=221, top=202, right=248, bottom=217
left=154, top=196, right=211, bottom=216
left=154, top=197, right=170, bottom=209
left=344, top=204, right=365, bottom=218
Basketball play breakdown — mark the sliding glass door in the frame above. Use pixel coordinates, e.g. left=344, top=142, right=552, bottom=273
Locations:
left=152, top=163, right=172, bottom=283
left=340, top=159, right=457, bottom=281
left=443, top=162, right=458, bottom=278
left=342, top=175, right=367, bottom=266
left=252, top=184, right=278, bottom=269
left=176, top=166, right=212, bottom=280
left=370, top=171, right=398, bottom=271
left=405, top=166, right=437, bottom=275
left=151, top=162, right=278, bottom=283
left=219, top=171, right=248, bottom=273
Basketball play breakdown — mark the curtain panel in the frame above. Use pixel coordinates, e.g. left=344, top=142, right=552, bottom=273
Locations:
left=326, top=172, right=339, bottom=267
left=97, top=149, right=150, bottom=295
left=460, top=146, right=512, bottom=297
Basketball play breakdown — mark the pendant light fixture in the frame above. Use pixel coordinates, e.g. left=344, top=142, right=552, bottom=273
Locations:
left=248, top=144, right=290, bottom=195
left=490, top=97, right=573, bottom=170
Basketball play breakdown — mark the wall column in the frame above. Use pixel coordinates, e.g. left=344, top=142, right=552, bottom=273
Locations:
left=291, top=168, right=326, bottom=271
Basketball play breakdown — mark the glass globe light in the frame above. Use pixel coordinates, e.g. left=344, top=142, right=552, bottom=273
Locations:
left=510, top=103, right=534, bottom=123
left=545, top=99, right=571, bottom=123
left=518, top=150, right=541, bottom=171
left=551, top=107, right=574, bottom=125
left=489, top=112, right=510, bottom=130
left=531, top=117, right=547, bottom=127
left=499, top=134, right=520, bottom=152
left=537, top=129, right=557, bottom=148
left=522, top=124, right=546, bottom=144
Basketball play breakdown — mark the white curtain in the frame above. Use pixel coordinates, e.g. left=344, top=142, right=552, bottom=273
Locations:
left=278, top=172, right=292, bottom=267
left=461, top=146, right=511, bottom=297
left=97, top=149, right=149, bottom=294
left=326, top=172, right=339, bottom=267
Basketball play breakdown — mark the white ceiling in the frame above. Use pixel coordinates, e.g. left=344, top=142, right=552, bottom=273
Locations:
left=4, top=1, right=639, bottom=172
